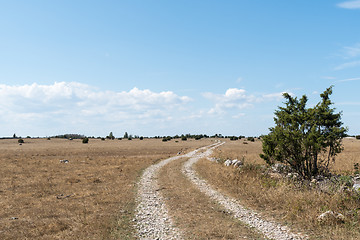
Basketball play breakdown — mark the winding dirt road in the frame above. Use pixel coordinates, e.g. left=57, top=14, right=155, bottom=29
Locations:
left=134, top=141, right=307, bottom=240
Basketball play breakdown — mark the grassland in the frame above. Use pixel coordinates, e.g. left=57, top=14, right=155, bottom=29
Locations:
left=0, top=138, right=213, bottom=239
left=197, top=137, right=360, bottom=239
left=1, top=137, right=359, bottom=239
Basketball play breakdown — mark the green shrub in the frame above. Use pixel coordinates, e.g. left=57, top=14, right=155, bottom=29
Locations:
left=18, top=138, right=24, bottom=144
left=247, top=137, right=255, bottom=142
left=181, top=136, right=187, bottom=141
left=356, top=135, right=360, bottom=140
left=82, top=137, right=89, bottom=144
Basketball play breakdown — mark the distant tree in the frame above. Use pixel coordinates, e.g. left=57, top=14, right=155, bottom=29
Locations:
left=260, top=86, right=347, bottom=179
left=107, top=132, right=115, bottom=140
left=124, top=132, right=129, bottom=139
left=13, top=133, right=17, bottom=138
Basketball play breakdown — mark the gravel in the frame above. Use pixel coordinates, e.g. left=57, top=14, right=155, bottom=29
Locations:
left=182, top=142, right=308, bottom=240
left=134, top=143, right=220, bottom=239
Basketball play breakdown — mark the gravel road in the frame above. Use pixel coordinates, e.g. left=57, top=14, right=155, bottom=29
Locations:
left=134, top=143, right=219, bottom=239
left=182, top=142, right=308, bottom=240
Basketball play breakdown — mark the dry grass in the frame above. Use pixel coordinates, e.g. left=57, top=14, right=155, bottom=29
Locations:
left=212, top=138, right=360, bottom=174
left=195, top=138, right=360, bottom=240
left=0, top=138, right=212, bottom=239
left=158, top=157, right=265, bottom=240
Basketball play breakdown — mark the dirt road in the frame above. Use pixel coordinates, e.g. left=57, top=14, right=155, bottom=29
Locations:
left=134, top=142, right=307, bottom=240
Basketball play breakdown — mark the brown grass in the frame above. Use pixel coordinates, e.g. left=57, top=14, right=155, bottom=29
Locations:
left=158, top=157, right=265, bottom=240
left=195, top=138, right=360, bottom=240
left=0, top=138, right=212, bottom=239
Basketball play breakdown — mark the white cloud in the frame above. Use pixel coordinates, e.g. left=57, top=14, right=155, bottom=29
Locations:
left=203, top=88, right=286, bottom=115
left=0, top=82, right=192, bottom=135
left=343, top=43, right=360, bottom=58
left=337, top=77, right=360, bottom=82
left=334, top=60, right=360, bottom=70
left=337, top=0, right=360, bottom=9
left=203, top=88, right=256, bottom=115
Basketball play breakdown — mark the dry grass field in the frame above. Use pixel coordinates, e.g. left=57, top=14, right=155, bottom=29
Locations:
left=196, top=137, right=360, bottom=239
left=0, top=138, right=213, bottom=239
left=211, top=137, right=360, bottom=174
left=2, top=136, right=359, bottom=239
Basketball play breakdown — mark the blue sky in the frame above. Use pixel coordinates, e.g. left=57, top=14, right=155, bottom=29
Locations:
left=0, top=0, right=359, bottom=137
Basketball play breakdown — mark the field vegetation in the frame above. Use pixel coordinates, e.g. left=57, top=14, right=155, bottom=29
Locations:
left=199, top=137, right=360, bottom=239
left=0, top=138, right=213, bottom=239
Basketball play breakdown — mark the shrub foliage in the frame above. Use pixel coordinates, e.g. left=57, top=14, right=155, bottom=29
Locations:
left=260, top=86, right=347, bottom=179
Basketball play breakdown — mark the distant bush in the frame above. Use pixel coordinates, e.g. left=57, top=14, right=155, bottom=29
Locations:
left=18, top=138, right=24, bottom=144
left=247, top=137, right=255, bottom=142
left=26, top=136, right=31, bottom=138
left=162, top=136, right=171, bottom=142
left=181, top=136, right=187, bottom=141
left=101, top=138, right=105, bottom=141
left=356, top=135, right=360, bottom=140
left=47, top=137, right=51, bottom=140
left=139, top=136, right=144, bottom=140
left=230, top=136, right=239, bottom=141
left=128, top=137, right=132, bottom=140
left=82, top=137, right=89, bottom=144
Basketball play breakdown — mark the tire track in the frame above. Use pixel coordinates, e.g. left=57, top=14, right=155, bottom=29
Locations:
left=182, top=142, right=308, bottom=240
left=134, top=143, right=219, bottom=239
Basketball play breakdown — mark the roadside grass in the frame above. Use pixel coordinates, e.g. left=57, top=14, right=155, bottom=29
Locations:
left=158, top=157, right=266, bottom=240
left=196, top=138, right=360, bottom=239
left=0, top=138, right=212, bottom=239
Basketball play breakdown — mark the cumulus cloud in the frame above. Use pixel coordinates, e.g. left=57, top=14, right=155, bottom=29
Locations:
left=337, top=0, right=360, bottom=9
left=203, top=88, right=256, bottom=115
left=0, top=82, right=191, bottom=135
left=203, top=88, right=286, bottom=115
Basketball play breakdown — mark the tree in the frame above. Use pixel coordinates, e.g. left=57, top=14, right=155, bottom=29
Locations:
left=124, top=132, right=128, bottom=139
left=260, top=86, right=347, bottom=179
left=107, top=132, right=115, bottom=140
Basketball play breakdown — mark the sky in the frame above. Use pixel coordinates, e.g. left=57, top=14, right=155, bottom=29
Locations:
left=0, top=0, right=359, bottom=137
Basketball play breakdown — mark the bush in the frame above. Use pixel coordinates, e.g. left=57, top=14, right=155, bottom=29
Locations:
left=139, top=136, right=144, bottom=140
left=260, top=86, right=347, bottom=179
left=18, top=138, right=24, bottom=144
left=230, top=136, right=239, bottom=141
left=247, top=137, right=255, bottom=142
left=356, top=135, right=360, bottom=140
left=82, top=137, right=89, bottom=144
left=181, top=136, right=187, bottom=141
